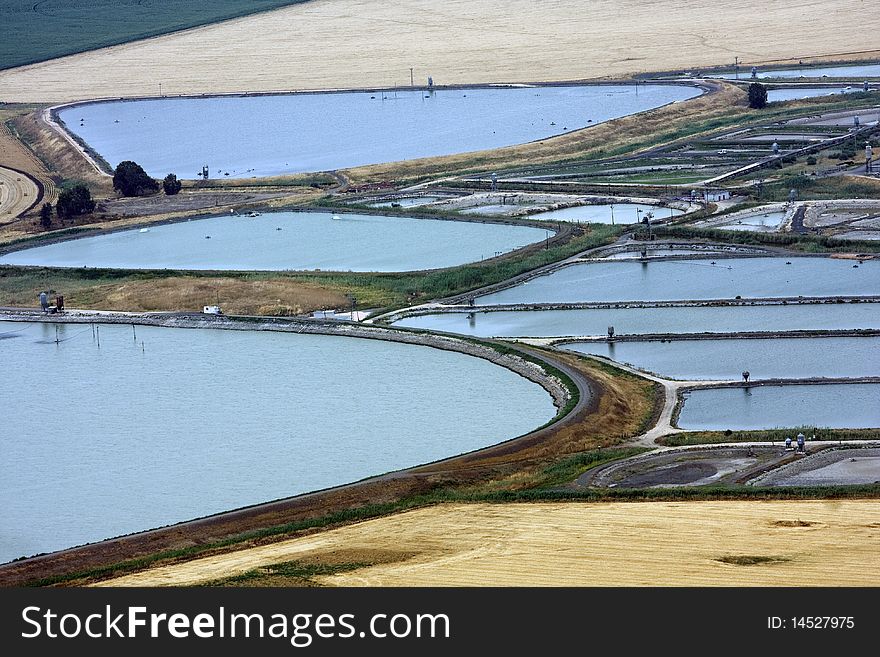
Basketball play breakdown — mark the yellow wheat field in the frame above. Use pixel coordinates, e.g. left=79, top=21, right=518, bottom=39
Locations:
left=2, top=0, right=879, bottom=103
left=99, top=500, right=880, bottom=587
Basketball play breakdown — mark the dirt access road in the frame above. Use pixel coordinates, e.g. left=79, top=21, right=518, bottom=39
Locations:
left=99, top=500, right=880, bottom=587
left=2, top=0, right=879, bottom=102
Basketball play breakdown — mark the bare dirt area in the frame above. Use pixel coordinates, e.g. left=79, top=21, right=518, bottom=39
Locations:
left=578, top=446, right=799, bottom=488
left=98, top=500, right=880, bottom=587
left=97, top=190, right=290, bottom=216
left=1, top=1, right=878, bottom=103
left=75, top=277, right=351, bottom=316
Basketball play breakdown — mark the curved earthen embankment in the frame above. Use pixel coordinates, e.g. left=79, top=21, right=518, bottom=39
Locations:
left=0, top=309, right=570, bottom=409
left=0, top=309, right=604, bottom=586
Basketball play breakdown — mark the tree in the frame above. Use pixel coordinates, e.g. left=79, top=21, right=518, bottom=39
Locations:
left=113, top=160, right=159, bottom=197
left=748, top=82, right=768, bottom=109
left=162, top=173, right=182, bottom=196
left=39, top=202, right=53, bottom=229
left=56, top=184, right=95, bottom=220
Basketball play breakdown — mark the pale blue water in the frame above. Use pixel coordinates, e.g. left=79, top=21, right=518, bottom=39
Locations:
left=477, top=257, right=880, bottom=304
left=0, top=211, right=547, bottom=272
left=58, top=84, right=702, bottom=177
left=716, top=211, right=786, bottom=232
left=567, top=336, right=880, bottom=380
left=768, top=87, right=866, bottom=102
left=393, top=303, right=880, bottom=337
left=529, top=203, right=684, bottom=224
left=712, top=63, right=880, bottom=79
left=0, top=321, right=555, bottom=563
left=677, top=384, right=880, bottom=430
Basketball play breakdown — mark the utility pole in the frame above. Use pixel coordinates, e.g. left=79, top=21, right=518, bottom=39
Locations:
left=410, top=67, right=414, bottom=87
left=734, top=57, right=739, bottom=80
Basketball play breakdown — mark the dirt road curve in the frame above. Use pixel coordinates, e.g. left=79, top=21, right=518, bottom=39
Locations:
left=0, top=166, right=39, bottom=223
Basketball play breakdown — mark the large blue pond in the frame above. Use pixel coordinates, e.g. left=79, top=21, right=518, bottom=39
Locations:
left=58, top=84, right=701, bottom=177
left=0, top=321, right=555, bottom=563
left=0, top=211, right=547, bottom=272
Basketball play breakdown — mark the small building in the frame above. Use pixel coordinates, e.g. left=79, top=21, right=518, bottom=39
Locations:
left=703, top=189, right=731, bottom=202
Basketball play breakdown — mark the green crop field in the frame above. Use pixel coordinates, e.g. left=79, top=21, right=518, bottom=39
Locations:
left=0, top=0, right=308, bottom=70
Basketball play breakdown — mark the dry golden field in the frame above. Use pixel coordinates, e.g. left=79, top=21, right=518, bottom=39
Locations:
left=1, top=0, right=879, bottom=103
left=99, top=500, right=880, bottom=587
left=0, top=113, right=57, bottom=211
left=0, top=166, right=39, bottom=222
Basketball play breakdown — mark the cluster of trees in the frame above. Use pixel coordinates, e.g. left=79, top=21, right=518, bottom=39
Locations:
left=56, top=184, right=96, bottom=220
left=113, top=161, right=182, bottom=196
left=113, top=160, right=159, bottom=196
left=39, top=160, right=183, bottom=229
left=748, top=82, right=768, bottom=109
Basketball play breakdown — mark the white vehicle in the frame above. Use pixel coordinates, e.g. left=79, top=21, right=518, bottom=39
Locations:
left=203, top=305, right=222, bottom=315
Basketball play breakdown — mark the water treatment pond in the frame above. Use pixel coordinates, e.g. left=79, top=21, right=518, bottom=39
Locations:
left=528, top=203, right=684, bottom=224
left=392, top=303, right=880, bottom=337
left=59, top=84, right=702, bottom=177
left=0, top=211, right=547, bottom=272
left=0, top=321, right=556, bottom=563
left=712, top=63, right=880, bottom=79
left=768, top=87, right=864, bottom=102
left=677, top=384, right=880, bottom=431
left=476, top=257, right=880, bottom=304
left=567, top=336, right=880, bottom=380
left=714, top=211, right=786, bottom=232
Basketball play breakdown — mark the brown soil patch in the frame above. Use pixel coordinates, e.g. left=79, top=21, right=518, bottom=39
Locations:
left=84, top=277, right=350, bottom=315
left=772, top=519, right=818, bottom=528
left=1, top=1, right=878, bottom=103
